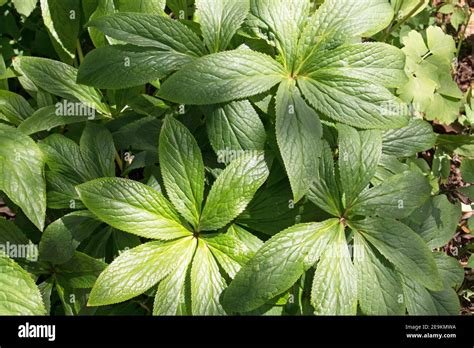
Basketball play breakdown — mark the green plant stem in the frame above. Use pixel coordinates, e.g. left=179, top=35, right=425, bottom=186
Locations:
left=382, top=0, right=426, bottom=41
left=76, top=40, right=84, bottom=64
left=115, top=149, right=123, bottom=173
left=456, top=7, right=472, bottom=58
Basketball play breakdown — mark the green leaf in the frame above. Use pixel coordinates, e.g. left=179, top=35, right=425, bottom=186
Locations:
left=0, top=90, right=34, bottom=125
left=353, top=233, right=404, bottom=315
left=433, top=252, right=464, bottom=289
left=0, top=218, right=29, bottom=245
left=206, top=100, right=266, bottom=154
left=392, top=0, right=429, bottom=18
left=352, top=217, right=443, bottom=291
left=191, top=239, right=227, bottom=315
left=299, top=43, right=408, bottom=88
left=40, top=0, right=81, bottom=61
left=297, top=0, right=394, bottom=64
left=351, top=170, right=431, bottom=219
left=426, top=26, right=456, bottom=60
left=337, top=124, right=382, bottom=207
left=159, top=116, right=204, bottom=229
left=407, top=195, right=461, bottom=249
left=158, top=50, right=284, bottom=105
left=298, top=76, right=409, bottom=129
left=39, top=211, right=102, bottom=265
left=12, top=0, right=38, bottom=17
left=57, top=251, right=107, bottom=289
left=311, top=222, right=357, bottom=315
left=204, top=228, right=258, bottom=278
left=87, top=0, right=116, bottom=48
left=45, top=172, right=84, bottom=209
left=238, top=176, right=318, bottom=235
left=308, top=141, right=343, bottom=216
left=153, top=241, right=194, bottom=315
left=76, top=178, right=192, bottom=240
left=222, top=219, right=339, bottom=313
left=199, top=153, right=269, bottom=231
left=13, top=57, right=110, bottom=115
left=77, top=44, right=195, bottom=89
left=247, top=0, right=310, bottom=71
left=402, top=275, right=460, bottom=315
left=275, top=80, right=322, bottom=202
left=196, top=0, right=249, bottom=53
left=18, top=106, right=90, bottom=135
left=88, top=237, right=195, bottom=306
left=425, top=94, right=461, bottom=125
left=372, top=154, right=409, bottom=185
left=0, top=124, right=46, bottom=230
left=80, top=123, right=116, bottom=178
left=461, top=159, right=474, bottom=183
left=40, top=134, right=95, bottom=183
left=0, top=253, right=46, bottom=315
left=87, top=12, right=206, bottom=56
left=227, top=224, right=263, bottom=253
left=116, top=0, right=166, bottom=14
left=382, top=118, right=436, bottom=157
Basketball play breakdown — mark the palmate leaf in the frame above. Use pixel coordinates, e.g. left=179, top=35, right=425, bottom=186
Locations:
left=196, top=0, right=249, bottom=53
left=76, top=178, right=192, bottom=240
left=275, top=80, right=322, bottom=202
left=199, top=152, right=269, bottom=231
left=222, top=219, right=339, bottom=313
left=0, top=253, right=46, bottom=315
left=88, top=237, right=196, bottom=306
left=159, top=116, right=205, bottom=229
left=0, top=124, right=46, bottom=230
left=158, top=50, right=285, bottom=105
